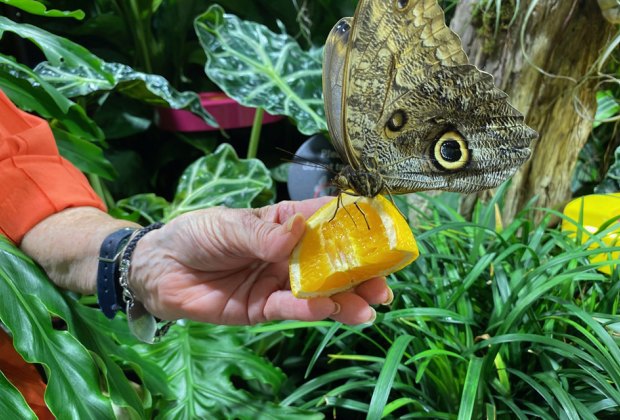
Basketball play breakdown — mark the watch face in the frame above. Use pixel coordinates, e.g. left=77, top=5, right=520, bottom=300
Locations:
left=287, top=134, right=343, bottom=201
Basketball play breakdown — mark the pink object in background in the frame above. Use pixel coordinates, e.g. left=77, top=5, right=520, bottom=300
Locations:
left=157, top=92, right=283, bottom=132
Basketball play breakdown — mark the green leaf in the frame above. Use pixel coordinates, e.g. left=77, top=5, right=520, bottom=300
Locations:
left=134, top=322, right=320, bottom=419
left=0, top=371, right=37, bottom=420
left=195, top=5, right=326, bottom=135
left=596, top=146, right=620, bottom=193
left=52, top=128, right=116, bottom=180
left=594, top=90, right=620, bottom=127
left=0, top=16, right=216, bottom=128
left=0, top=237, right=115, bottom=419
left=0, top=16, right=111, bottom=81
left=0, top=54, right=104, bottom=143
left=167, top=143, right=274, bottom=219
left=458, top=357, right=483, bottom=420
left=368, top=334, right=414, bottom=420
left=115, top=193, right=171, bottom=224
left=36, top=61, right=218, bottom=127
left=1, top=0, right=85, bottom=19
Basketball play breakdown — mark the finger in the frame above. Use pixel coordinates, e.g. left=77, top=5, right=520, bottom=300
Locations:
left=232, top=211, right=306, bottom=263
left=258, top=197, right=334, bottom=224
left=354, top=277, right=392, bottom=305
left=330, top=292, right=376, bottom=325
left=263, top=290, right=338, bottom=321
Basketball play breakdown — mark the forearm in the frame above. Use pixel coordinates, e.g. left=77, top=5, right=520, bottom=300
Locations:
left=20, top=207, right=140, bottom=294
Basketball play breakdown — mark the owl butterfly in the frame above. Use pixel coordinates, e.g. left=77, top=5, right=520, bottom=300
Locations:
left=323, top=0, right=538, bottom=198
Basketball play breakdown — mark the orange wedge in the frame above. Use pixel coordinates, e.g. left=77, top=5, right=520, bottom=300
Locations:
left=289, top=194, right=419, bottom=298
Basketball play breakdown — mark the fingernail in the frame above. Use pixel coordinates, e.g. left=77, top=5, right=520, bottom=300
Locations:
left=382, top=288, right=394, bottom=306
left=285, top=213, right=302, bottom=232
left=364, top=308, right=376, bottom=325
left=331, top=302, right=341, bottom=315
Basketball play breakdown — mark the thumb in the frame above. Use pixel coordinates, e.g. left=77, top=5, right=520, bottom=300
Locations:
left=240, top=212, right=306, bottom=262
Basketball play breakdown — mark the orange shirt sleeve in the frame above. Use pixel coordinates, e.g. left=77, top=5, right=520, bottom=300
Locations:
left=0, top=89, right=106, bottom=244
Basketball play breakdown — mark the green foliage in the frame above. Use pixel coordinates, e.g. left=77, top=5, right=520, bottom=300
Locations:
left=0, top=0, right=84, bottom=19
left=134, top=322, right=321, bottom=419
left=574, top=90, right=620, bottom=195
left=1, top=1, right=620, bottom=418
left=246, top=191, right=620, bottom=418
left=0, top=371, right=36, bottom=419
left=0, top=236, right=116, bottom=419
left=597, top=146, right=620, bottom=193
left=195, top=5, right=326, bottom=136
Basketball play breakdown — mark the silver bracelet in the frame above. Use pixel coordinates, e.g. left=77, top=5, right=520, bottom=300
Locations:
left=118, top=223, right=166, bottom=343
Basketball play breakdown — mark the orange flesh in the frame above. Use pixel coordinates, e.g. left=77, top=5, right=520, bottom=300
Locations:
left=295, top=200, right=415, bottom=294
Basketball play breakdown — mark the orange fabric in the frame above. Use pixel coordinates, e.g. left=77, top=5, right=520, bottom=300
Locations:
left=0, top=329, right=54, bottom=419
left=0, top=88, right=106, bottom=244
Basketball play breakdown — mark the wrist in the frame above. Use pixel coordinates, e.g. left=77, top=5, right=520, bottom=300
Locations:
left=126, top=225, right=166, bottom=316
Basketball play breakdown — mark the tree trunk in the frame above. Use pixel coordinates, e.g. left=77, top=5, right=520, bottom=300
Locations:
left=451, top=0, right=615, bottom=222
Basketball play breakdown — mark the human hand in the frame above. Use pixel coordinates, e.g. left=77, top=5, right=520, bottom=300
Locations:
left=129, top=197, right=393, bottom=325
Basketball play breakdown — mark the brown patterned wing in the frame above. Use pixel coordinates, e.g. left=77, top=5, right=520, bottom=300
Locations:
left=323, top=17, right=361, bottom=169
left=344, top=0, right=469, bottom=161
left=342, top=0, right=536, bottom=194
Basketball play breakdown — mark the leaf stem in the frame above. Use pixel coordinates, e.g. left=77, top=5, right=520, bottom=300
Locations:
left=247, top=107, right=264, bottom=159
left=88, top=174, right=115, bottom=209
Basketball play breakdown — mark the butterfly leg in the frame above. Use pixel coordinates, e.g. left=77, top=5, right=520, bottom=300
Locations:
left=353, top=200, right=370, bottom=230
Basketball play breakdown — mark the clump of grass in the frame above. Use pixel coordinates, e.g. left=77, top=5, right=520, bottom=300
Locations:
left=254, top=188, right=620, bottom=418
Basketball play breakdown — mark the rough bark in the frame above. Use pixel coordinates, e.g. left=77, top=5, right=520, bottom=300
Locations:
left=451, top=0, right=615, bottom=222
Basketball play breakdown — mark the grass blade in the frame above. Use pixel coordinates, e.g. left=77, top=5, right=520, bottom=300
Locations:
left=367, top=334, right=414, bottom=420
left=457, top=357, right=483, bottom=420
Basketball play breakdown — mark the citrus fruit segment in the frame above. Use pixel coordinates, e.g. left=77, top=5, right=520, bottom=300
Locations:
left=289, top=194, right=419, bottom=298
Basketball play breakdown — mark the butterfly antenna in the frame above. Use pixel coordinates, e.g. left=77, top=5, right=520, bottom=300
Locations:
left=275, top=147, right=338, bottom=173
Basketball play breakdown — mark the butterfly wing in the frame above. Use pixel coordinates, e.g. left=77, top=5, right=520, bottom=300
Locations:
left=342, top=0, right=536, bottom=194
left=323, top=17, right=361, bottom=169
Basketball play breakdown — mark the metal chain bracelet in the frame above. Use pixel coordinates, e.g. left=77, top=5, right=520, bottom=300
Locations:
left=118, top=222, right=167, bottom=343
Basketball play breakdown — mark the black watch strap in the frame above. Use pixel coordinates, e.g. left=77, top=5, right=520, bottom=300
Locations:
left=97, top=227, right=136, bottom=319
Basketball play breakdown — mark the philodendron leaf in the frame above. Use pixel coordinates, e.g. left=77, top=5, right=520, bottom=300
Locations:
left=195, top=5, right=326, bottom=136
left=167, top=143, right=274, bottom=219
left=0, top=371, right=36, bottom=420
left=35, top=61, right=218, bottom=127
left=0, top=56, right=113, bottom=178
left=0, top=16, right=110, bottom=81
left=0, top=237, right=115, bottom=419
left=0, top=16, right=217, bottom=128
left=0, top=54, right=104, bottom=142
left=134, top=322, right=322, bottom=419
left=1, top=0, right=84, bottom=19
left=115, top=193, right=171, bottom=224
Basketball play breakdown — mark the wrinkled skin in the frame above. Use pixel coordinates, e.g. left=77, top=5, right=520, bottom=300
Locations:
left=130, top=197, right=391, bottom=325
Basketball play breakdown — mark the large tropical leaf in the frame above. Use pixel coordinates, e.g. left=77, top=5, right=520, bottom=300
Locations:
left=0, top=54, right=103, bottom=141
left=0, top=237, right=115, bottom=419
left=134, top=322, right=322, bottom=419
left=0, top=371, right=36, bottom=420
left=1, top=0, right=85, bottom=19
left=195, top=5, right=326, bottom=136
left=167, top=143, right=274, bottom=219
left=0, top=16, right=217, bottom=127
left=35, top=61, right=217, bottom=127
left=0, top=56, right=114, bottom=179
